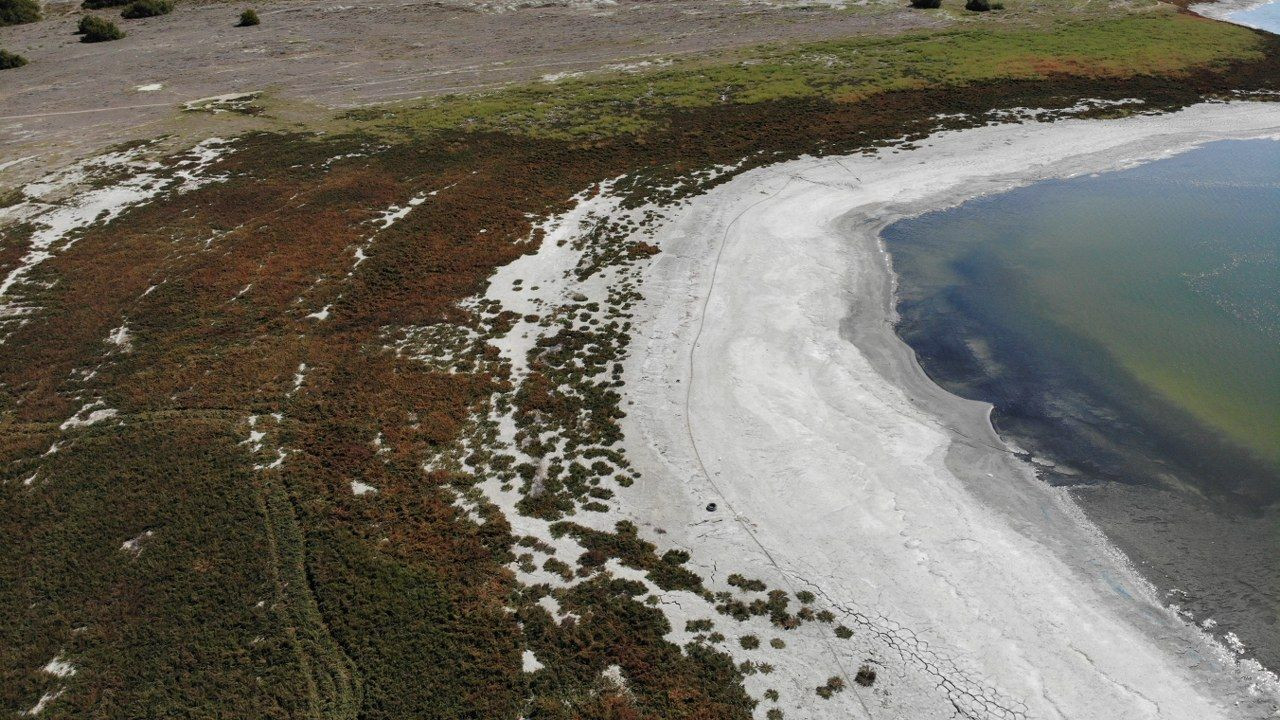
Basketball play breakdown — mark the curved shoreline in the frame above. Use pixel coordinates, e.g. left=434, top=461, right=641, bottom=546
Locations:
left=1193, top=0, right=1278, bottom=30
left=622, top=102, right=1280, bottom=718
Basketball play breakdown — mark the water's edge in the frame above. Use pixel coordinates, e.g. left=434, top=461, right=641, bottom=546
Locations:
left=831, top=121, right=1280, bottom=711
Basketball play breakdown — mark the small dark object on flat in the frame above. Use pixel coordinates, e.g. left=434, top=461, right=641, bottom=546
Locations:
left=910, top=0, right=941, bottom=7
left=0, top=49, right=26, bottom=69
left=965, top=0, right=991, bottom=9
left=705, top=502, right=717, bottom=512
left=121, top=0, right=172, bottom=19
left=237, top=8, right=258, bottom=26
left=855, top=665, right=877, bottom=687
left=82, top=0, right=128, bottom=8
left=78, top=14, right=125, bottom=41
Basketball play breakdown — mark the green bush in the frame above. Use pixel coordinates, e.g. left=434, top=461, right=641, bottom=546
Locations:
left=739, top=635, right=760, bottom=650
left=0, top=49, right=26, bottom=69
left=82, top=0, right=129, bottom=8
left=0, top=0, right=40, bottom=26
left=965, top=0, right=991, bottom=9
left=121, top=0, right=172, bottom=18
left=910, top=0, right=942, bottom=7
left=237, top=7, right=258, bottom=25
left=78, top=14, right=125, bottom=41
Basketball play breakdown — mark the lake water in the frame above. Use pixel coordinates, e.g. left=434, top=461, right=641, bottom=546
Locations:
left=882, top=139, right=1280, bottom=673
left=1228, top=0, right=1280, bottom=34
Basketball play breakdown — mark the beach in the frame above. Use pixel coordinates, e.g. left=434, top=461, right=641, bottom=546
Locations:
left=618, top=102, right=1280, bottom=718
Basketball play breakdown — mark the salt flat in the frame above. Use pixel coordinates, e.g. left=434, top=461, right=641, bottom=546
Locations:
left=620, top=102, right=1280, bottom=719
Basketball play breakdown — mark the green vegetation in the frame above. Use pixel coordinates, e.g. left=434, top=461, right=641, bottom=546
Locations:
left=911, top=0, right=943, bottom=7
left=855, top=665, right=878, bottom=687
left=78, top=15, right=125, bottom=41
left=82, top=0, right=129, bottom=7
left=238, top=7, right=259, bottom=25
left=739, top=635, right=760, bottom=650
left=0, top=49, right=26, bottom=69
left=834, top=625, right=853, bottom=639
left=121, top=0, right=173, bottom=18
left=0, top=0, right=39, bottom=26
left=370, top=8, right=1267, bottom=141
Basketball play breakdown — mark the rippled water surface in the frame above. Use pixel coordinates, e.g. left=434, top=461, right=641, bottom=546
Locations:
left=882, top=139, right=1280, bottom=672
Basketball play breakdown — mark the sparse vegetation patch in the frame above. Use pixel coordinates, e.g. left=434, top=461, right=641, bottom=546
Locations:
left=0, top=0, right=39, bottom=26
left=120, top=0, right=173, bottom=18
left=0, top=49, right=26, bottom=69
left=78, top=15, right=125, bottom=41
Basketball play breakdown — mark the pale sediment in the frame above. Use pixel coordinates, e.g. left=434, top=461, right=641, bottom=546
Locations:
left=620, top=102, right=1280, bottom=718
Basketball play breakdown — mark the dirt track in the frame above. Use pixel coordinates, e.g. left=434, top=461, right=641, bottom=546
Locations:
left=0, top=0, right=943, bottom=180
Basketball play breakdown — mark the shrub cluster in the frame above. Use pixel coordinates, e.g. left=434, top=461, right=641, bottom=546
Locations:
left=121, top=0, right=173, bottom=18
left=82, top=0, right=129, bottom=7
left=910, top=0, right=942, bottom=7
left=0, top=48, right=26, bottom=69
left=815, top=676, right=846, bottom=699
left=966, top=0, right=1002, bottom=9
left=78, top=14, right=125, bottom=41
left=237, top=7, right=258, bottom=25
left=0, top=0, right=39, bottom=26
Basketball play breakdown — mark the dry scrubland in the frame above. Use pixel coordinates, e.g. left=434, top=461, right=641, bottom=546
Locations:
left=1, top=1, right=1278, bottom=718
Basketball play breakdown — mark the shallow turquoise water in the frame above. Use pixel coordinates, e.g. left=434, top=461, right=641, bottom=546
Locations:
left=882, top=138, right=1280, bottom=672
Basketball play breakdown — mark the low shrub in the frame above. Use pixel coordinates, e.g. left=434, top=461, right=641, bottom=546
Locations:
left=78, top=15, right=125, bottom=41
left=0, top=49, right=26, bottom=69
left=766, top=710, right=783, bottom=720
left=769, top=637, right=785, bottom=649
left=82, top=0, right=128, bottom=8
left=121, top=0, right=172, bottom=18
left=965, top=0, right=991, bottom=9
left=0, top=0, right=40, bottom=26
left=855, top=665, right=877, bottom=687
left=794, top=590, right=815, bottom=604
left=815, top=676, right=846, bottom=699
left=910, top=0, right=942, bottom=7
left=727, top=573, right=767, bottom=592
left=237, top=7, right=258, bottom=25
left=739, top=635, right=760, bottom=650
left=834, top=624, right=853, bottom=639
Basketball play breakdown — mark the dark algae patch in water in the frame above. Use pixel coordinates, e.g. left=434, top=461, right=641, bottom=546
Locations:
left=882, top=139, right=1280, bottom=672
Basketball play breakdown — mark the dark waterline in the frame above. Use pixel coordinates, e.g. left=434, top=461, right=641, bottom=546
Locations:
left=881, top=139, right=1280, bottom=673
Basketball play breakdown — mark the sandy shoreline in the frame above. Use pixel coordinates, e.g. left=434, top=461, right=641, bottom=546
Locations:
left=620, top=102, right=1280, bottom=718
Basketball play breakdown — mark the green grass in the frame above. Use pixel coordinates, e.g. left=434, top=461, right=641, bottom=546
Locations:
left=373, top=7, right=1264, bottom=140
